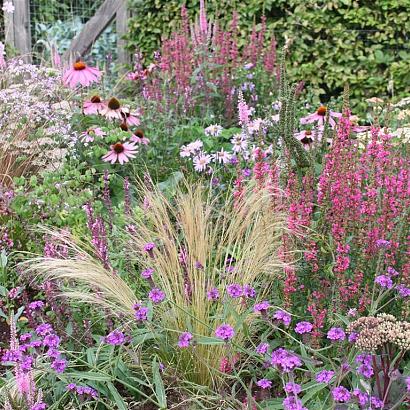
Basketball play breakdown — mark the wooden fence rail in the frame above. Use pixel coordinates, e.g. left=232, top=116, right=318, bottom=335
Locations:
left=3, top=0, right=130, bottom=65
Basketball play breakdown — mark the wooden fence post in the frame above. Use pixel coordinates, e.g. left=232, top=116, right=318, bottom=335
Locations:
left=63, top=0, right=122, bottom=63
left=4, top=0, right=32, bottom=62
left=116, top=0, right=131, bottom=66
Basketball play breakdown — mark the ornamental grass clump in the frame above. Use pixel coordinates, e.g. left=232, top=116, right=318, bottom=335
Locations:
left=28, top=179, right=286, bottom=391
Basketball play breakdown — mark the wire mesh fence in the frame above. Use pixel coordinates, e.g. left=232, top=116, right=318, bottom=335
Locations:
left=29, top=0, right=117, bottom=64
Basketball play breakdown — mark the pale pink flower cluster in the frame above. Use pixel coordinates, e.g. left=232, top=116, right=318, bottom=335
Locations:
left=180, top=137, right=233, bottom=173
left=0, top=59, right=73, bottom=172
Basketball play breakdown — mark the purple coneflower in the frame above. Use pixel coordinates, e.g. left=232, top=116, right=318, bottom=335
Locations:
left=100, top=97, right=123, bottom=120
left=102, top=142, right=138, bottom=165
left=81, top=127, right=106, bottom=143
left=121, top=107, right=141, bottom=127
left=300, top=105, right=342, bottom=128
left=83, top=95, right=106, bottom=115
left=63, top=61, right=102, bottom=89
left=131, top=129, right=150, bottom=145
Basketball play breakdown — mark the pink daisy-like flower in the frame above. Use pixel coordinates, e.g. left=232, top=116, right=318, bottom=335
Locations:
left=294, top=129, right=314, bottom=145
left=130, top=129, right=150, bottom=145
left=83, top=95, right=106, bottom=115
left=81, top=127, right=106, bottom=143
left=100, top=97, right=124, bottom=120
left=63, top=61, right=102, bottom=89
left=193, top=153, right=212, bottom=172
left=102, top=142, right=138, bottom=165
left=294, top=128, right=326, bottom=150
left=122, top=107, right=141, bottom=127
left=300, top=105, right=342, bottom=128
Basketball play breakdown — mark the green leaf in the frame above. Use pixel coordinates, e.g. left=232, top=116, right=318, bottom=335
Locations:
left=0, top=250, right=8, bottom=269
left=196, top=336, right=225, bottom=345
left=107, top=382, right=128, bottom=410
left=152, top=357, right=167, bottom=409
left=66, top=371, right=112, bottom=382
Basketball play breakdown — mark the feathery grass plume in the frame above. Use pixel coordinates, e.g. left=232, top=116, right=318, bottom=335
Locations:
left=125, top=178, right=286, bottom=387
left=26, top=179, right=287, bottom=390
left=0, top=128, right=37, bottom=187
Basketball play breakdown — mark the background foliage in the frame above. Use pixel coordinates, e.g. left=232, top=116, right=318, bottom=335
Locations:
left=127, top=0, right=410, bottom=111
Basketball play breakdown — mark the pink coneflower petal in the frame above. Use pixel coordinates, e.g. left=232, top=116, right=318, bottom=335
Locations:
left=300, top=106, right=342, bottom=129
left=83, top=95, right=107, bottom=115
left=62, top=61, right=102, bottom=89
left=102, top=142, right=138, bottom=164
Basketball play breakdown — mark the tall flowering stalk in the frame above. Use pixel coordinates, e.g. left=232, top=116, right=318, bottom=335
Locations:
left=83, top=203, right=111, bottom=271
left=128, top=2, right=279, bottom=121
left=247, top=98, right=409, bottom=338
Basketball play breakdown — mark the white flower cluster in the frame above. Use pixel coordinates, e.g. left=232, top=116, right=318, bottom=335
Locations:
left=180, top=139, right=232, bottom=172
left=180, top=116, right=274, bottom=173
